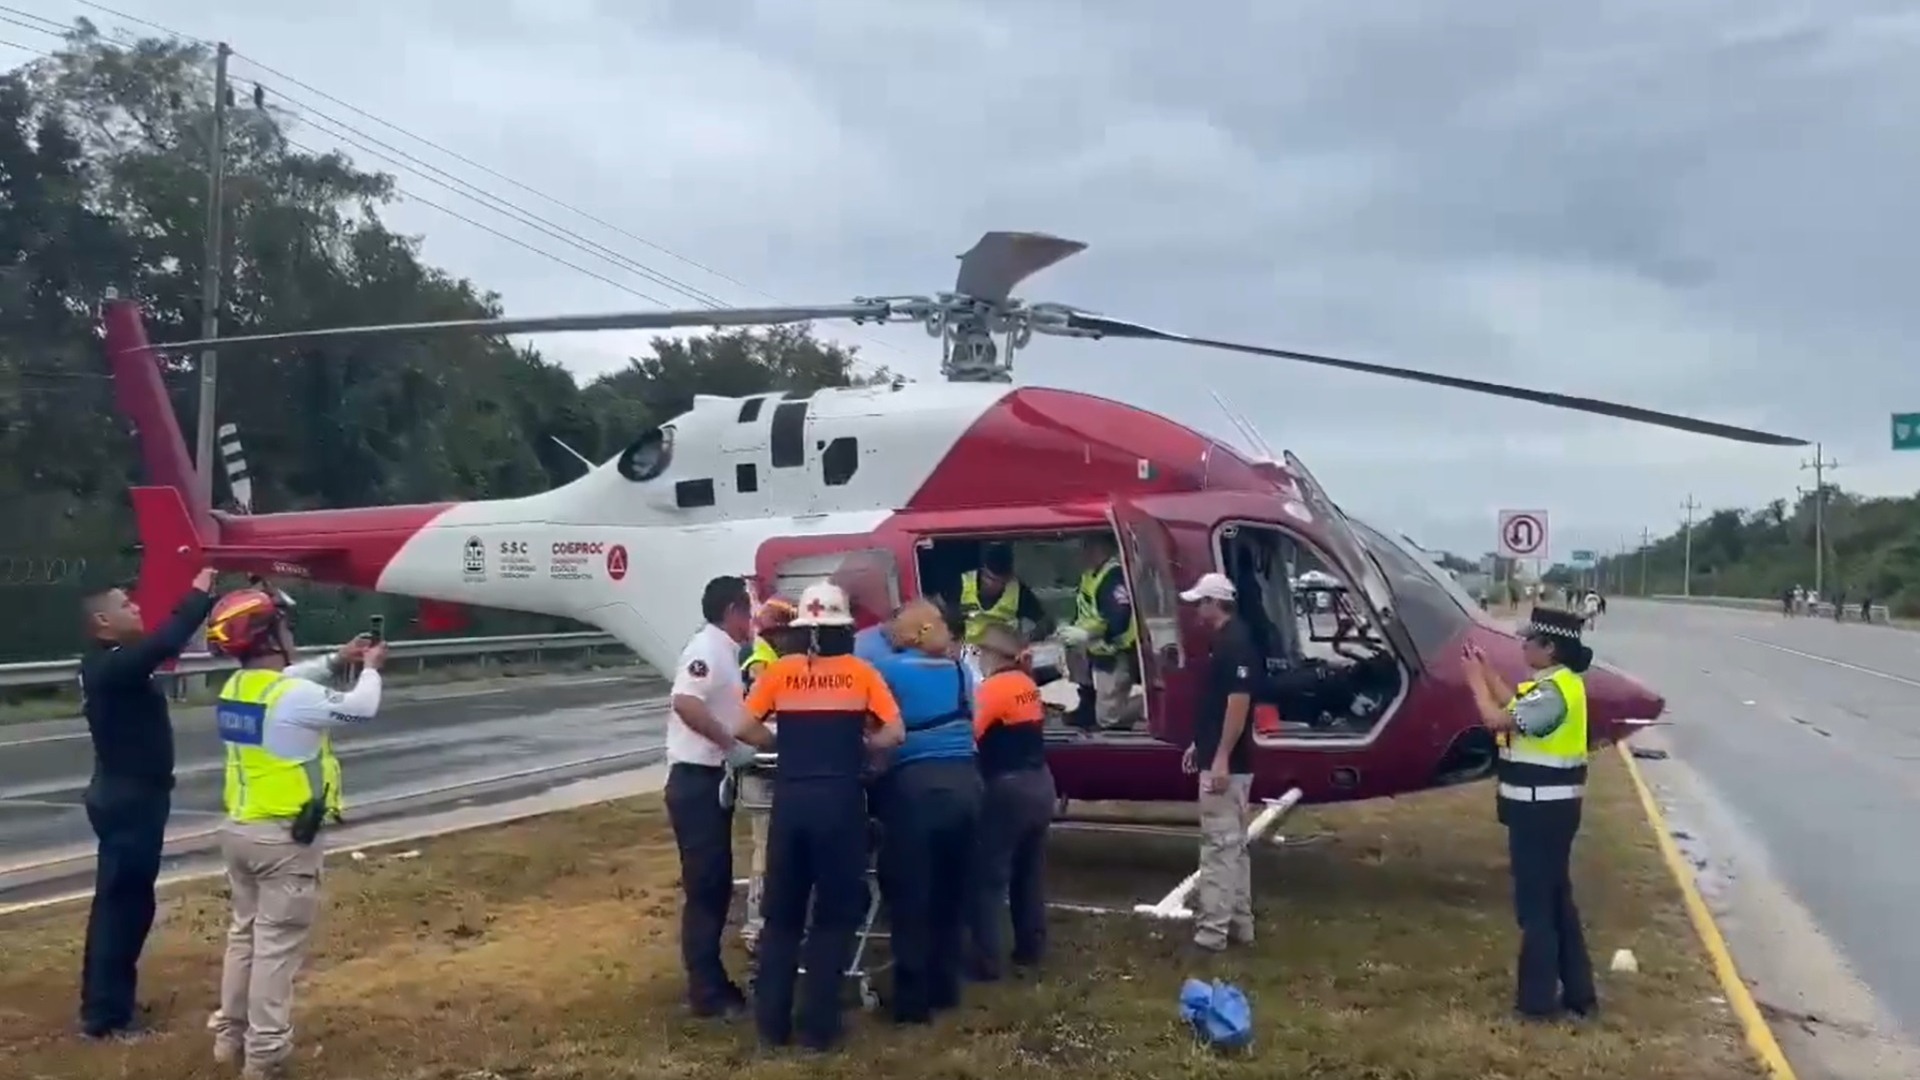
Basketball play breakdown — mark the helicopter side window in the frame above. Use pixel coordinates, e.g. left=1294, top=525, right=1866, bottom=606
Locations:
left=770, top=401, right=808, bottom=468
left=771, top=548, right=900, bottom=625
left=617, top=424, right=674, bottom=482
left=738, top=397, right=765, bottom=423
left=675, top=478, right=716, bottom=509
left=821, top=437, right=859, bottom=487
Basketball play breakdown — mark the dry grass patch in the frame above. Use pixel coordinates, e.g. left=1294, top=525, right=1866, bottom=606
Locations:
left=0, top=753, right=1759, bottom=1079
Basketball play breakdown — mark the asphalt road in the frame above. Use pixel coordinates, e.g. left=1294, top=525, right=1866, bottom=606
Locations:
left=1599, top=599, right=1920, bottom=1045
left=0, top=670, right=668, bottom=886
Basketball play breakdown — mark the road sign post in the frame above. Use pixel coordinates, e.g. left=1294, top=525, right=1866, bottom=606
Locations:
left=1894, top=413, right=1920, bottom=451
left=1497, top=509, right=1550, bottom=563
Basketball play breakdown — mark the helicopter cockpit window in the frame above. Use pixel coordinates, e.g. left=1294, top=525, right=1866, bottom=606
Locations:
left=1348, top=520, right=1471, bottom=662
left=617, top=424, right=675, bottom=482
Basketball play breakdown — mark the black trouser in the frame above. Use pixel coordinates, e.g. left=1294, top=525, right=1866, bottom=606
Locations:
left=1505, top=799, right=1597, bottom=1017
left=664, top=763, right=738, bottom=1010
left=79, top=779, right=170, bottom=1034
left=756, top=778, right=870, bottom=1049
left=968, top=766, right=1055, bottom=979
left=875, top=759, right=982, bottom=1022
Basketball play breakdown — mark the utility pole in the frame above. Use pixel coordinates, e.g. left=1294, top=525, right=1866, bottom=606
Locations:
left=1639, top=526, right=1651, bottom=597
left=1680, top=496, right=1700, bottom=597
left=1798, top=442, right=1840, bottom=597
left=192, top=42, right=233, bottom=515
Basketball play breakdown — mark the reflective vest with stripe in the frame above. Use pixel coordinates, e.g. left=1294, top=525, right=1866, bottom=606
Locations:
left=1075, top=558, right=1138, bottom=658
left=958, top=571, right=1023, bottom=645
left=216, top=670, right=344, bottom=824
left=1495, top=666, right=1588, bottom=806
left=742, top=636, right=780, bottom=685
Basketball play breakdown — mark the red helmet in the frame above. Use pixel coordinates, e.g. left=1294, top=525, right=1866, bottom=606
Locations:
left=205, top=588, right=286, bottom=658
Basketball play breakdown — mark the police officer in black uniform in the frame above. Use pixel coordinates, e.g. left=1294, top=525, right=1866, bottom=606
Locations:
left=1463, top=607, right=1599, bottom=1023
left=75, top=570, right=218, bottom=1040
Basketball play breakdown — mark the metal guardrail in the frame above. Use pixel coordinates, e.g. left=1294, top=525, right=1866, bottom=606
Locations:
left=1648, top=594, right=1893, bottom=623
left=0, top=631, right=627, bottom=690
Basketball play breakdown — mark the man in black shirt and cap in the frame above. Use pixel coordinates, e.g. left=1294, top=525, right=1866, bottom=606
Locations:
left=76, top=569, right=218, bottom=1040
left=1178, top=571, right=1260, bottom=953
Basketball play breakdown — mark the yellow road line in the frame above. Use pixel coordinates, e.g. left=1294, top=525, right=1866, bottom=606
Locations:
left=1618, top=741, right=1798, bottom=1080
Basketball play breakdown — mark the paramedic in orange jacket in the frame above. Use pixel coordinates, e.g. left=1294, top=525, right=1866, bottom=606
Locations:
left=736, top=583, right=904, bottom=1052
left=964, top=625, right=1055, bottom=981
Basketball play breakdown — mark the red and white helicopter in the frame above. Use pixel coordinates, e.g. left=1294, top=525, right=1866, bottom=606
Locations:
left=103, top=232, right=1804, bottom=824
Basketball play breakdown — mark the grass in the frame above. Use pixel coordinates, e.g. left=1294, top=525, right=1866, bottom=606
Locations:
left=0, top=753, right=1760, bottom=1080
left=0, top=653, right=649, bottom=727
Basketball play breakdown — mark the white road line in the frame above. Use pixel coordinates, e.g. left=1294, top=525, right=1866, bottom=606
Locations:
left=1731, top=634, right=1920, bottom=690
left=0, top=797, right=83, bottom=809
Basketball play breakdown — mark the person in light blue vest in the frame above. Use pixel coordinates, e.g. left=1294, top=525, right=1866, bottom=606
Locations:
left=867, top=598, right=983, bottom=1024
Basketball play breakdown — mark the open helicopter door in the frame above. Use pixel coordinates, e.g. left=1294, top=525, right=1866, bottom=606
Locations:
left=1279, top=451, right=1424, bottom=673
left=1107, top=498, right=1193, bottom=745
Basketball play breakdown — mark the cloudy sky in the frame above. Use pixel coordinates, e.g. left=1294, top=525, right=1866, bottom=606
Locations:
left=8, top=0, right=1919, bottom=561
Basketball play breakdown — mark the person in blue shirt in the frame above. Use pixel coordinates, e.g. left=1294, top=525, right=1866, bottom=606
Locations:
left=866, top=598, right=982, bottom=1025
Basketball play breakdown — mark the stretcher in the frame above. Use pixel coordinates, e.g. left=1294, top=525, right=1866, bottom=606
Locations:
left=730, top=750, right=891, bottom=1011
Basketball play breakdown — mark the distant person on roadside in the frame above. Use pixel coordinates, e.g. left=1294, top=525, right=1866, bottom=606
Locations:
left=202, top=586, right=384, bottom=1077
left=1781, top=587, right=1794, bottom=617
left=75, top=569, right=218, bottom=1042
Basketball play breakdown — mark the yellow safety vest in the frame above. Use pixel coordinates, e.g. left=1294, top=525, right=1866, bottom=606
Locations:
left=958, top=571, right=1023, bottom=645
left=742, top=636, right=780, bottom=685
left=1075, top=558, right=1138, bottom=658
left=1496, top=666, right=1588, bottom=804
left=216, top=669, right=344, bottom=824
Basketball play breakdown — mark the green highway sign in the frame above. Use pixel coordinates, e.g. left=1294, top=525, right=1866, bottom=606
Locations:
left=1895, top=413, right=1920, bottom=451
left=1571, top=549, right=1596, bottom=567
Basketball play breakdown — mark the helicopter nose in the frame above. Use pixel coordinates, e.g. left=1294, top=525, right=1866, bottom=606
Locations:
left=1586, top=665, right=1665, bottom=746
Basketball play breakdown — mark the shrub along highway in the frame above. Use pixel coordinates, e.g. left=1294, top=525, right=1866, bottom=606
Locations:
left=0, top=670, right=668, bottom=904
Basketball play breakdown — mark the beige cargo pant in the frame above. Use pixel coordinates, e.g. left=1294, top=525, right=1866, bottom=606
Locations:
left=740, top=772, right=773, bottom=946
left=1091, top=662, right=1141, bottom=731
left=209, top=826, right=324, bottom=1070
left=1193, top=774, right=1255, bottom=950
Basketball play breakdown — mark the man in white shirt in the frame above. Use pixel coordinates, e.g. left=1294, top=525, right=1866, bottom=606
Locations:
left=666, top=575, right=758, bottom=1018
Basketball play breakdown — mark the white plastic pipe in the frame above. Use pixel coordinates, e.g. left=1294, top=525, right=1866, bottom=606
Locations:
left=1134, top=787, right=1304, bottom=920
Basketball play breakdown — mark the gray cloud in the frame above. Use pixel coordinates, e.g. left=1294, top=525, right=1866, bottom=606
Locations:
left=23, top=0, right=1920, bottom=559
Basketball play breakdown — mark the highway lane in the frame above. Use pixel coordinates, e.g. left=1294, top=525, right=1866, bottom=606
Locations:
left=0, top=670, right=667, bottom=876
left=1599, top=599, right=1920, bottom=1049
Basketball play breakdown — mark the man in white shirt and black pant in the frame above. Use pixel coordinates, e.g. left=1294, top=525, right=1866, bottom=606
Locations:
left=666, top=576, right=759, bottom=1018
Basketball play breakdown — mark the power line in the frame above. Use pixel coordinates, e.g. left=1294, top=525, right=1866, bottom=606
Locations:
left=280, top=134, right=671, bottom=307
left=46, top=8, right=906, bottom=371
left=259, top=89, right=716, bottom=306
left=0, top=36, right=49, bottom=55
left=0, top=11, right=62, bottom=40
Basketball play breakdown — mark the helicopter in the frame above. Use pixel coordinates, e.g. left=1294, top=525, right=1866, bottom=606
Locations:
left=99, top=230, right=1805, bottom=811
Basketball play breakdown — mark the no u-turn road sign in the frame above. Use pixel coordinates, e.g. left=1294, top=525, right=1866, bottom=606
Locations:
left=1497, top=510, right=1549, bottom=560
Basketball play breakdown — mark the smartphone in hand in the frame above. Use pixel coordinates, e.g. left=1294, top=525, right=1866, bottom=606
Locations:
left=368, top=614, right=385, bottom=645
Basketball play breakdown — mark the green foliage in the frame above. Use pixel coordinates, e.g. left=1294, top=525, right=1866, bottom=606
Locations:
left=0, top=30, right=889, bottom=661
left=1594, top=486, right=1920, bottom=614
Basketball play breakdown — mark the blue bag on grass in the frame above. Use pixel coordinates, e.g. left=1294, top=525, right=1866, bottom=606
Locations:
left=1179, top=978, right=1253, bottom=1050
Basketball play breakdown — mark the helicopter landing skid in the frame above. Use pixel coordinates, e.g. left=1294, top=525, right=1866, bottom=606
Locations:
left=1131, top=788, right=1304, bottom=920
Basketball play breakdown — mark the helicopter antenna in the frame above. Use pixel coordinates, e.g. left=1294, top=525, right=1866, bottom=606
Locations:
left=549, top=436, right=594, bottom=469
left=1206, top=388, right=1270, bottom=458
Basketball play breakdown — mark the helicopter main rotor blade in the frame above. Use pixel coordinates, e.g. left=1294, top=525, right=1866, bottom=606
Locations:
left=145, top=303, right=892, bottom=354
left=954, top=232, right=1089, bottom=305
left=1065, top=312, right=1808, bottom=448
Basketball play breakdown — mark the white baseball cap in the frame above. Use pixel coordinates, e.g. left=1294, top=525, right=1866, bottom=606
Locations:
left=1179, top=572, right=1237, bottom=603
left=791, top=582, right=855, bottom=627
